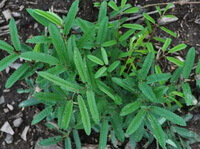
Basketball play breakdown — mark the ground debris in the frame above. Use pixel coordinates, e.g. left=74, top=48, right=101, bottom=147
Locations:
left=21, top=125, right=30, bottom=141
left=0, top=121, right=14, bottom=135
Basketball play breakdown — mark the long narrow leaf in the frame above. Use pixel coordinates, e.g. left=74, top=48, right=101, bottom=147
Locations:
left=9, top=19, right=21, bottom=51
left=62, top=100, right=73, bottom=129
left=34, top=9, right=63, bottom=26
left=78, top=95, right=91, bottom=135
left=20, top=51, right=59, bottom=65
left=39, top=136, right=62, bottom=146
left=0, top=40, right=14, bottom=53
left=74, top=48, right=87, bottom=83
left=34, top=92, right=64, bottom=102
left=182, top=47, right=195, bottom=79
left=31, top=106, right=53, bottom=125
left=86, top=90, right=100, bottom=124
left=147, top=73, right=171, bottom=84
left=6, top=63, right=29, bottom=88
left=120, top=100, right=142, bottom=116
left=147, top=114, right=166, bottom=148
left=64, top=0, right=79, bottom=35
left=99, top=119, right=109, bottom=149
left=38, top=71, right=81, bottom=92
left=126, top=108, right=146, bottom=135
left=140, top=52, right=154, bottom=80
left=151, top=106, right=186, bottom=126
left=48, top=24, right=68, bottom=64
left=0, top=53, right=18, bottom=72
left=97, top=17, right=108, bottom=44
left=138, top=83, right=158, bottom=102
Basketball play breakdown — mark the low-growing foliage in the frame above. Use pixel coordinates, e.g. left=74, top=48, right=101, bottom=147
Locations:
left=1, top=0, right=200, bottom=148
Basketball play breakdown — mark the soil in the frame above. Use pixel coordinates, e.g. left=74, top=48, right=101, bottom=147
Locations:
left=1, top=0, right=200, bottom=149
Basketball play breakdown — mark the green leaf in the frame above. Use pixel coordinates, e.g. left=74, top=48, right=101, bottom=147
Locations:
left=98, top=1, right=107, bottom=24
left=138, top=83, right=158, bottom=102
left=182, top=47, right=195, bottom=79
left=99, top=119, right=109, bottom=149
left=126, top=108, right=146, bottom=135
left=108, top=1, right=119, bottom=11
left=168, top=44, right=187, bottom=53
left=110, top=114, right=125, bottom=142
left=147, top=73, right=171, bottom=84
left=26, top=35, right=51, bottom=43
left=140, top=52, right=154, bottom=80
left=195, top=60, right=200, bottom=74
left=151, top=106, right=186, bottom=126
left=77, top=26, right=95, bottom=49
left=64, top=0, right=79, bottom=35
left=65, top=138, right=72, bottom=149
left=27, top=8, right=51, bottom=26
left=143, top=12, right=155, bottom=24
left=160, top=26, right=176, bottom=37
left=73, top=130, right=82, bottom=149
left=0, top=40, right=14, bottom=53
left=182, top=83, right=195, bottom=106
left=34, top=9, right=63, bottom=26
left=19, top=98, right=40, bottom=107
left=124, top=7, right=139, bottom=14
left=95, top=66, right=107, bottom=78
left=122, top=24, right=144, bottom=30
left=119, top=29, right=135, bottom=42
left=86, top=90, right=100, bottom=124
left=74, top=48, right=87, bottom=83
left=20, top=51, right=59, bottom=65
left=39, top=136, right=62, bottom=146
left=0, top=53, right=18, bottom=72
left=97, top=17, right=108, bottom=44
left=101, top=47, right=108, bottom=65
left=121, top=0, right=127, bottom=8
left=147, top=114, right=166, bottom=148
left=31, top=106, right=53, bottom=125
left=162, top=38, right=171, bottom=51
left=38, top=71, right=81, bottom=92
left=170, top=67, right=182, bottom=83
left=6, top=63, right=29, bottom=88
left=108, top=61, right=120, bottom=72
left=78, top=95, right=91, bottom=135
left=48, top=24, right=68, bottom=64
left=112, top=77, right=135, bottom=93
left=102, top=40, right=117, bottom=47
left=62, top=100, right=73, bottom=129
left=166, top=56, right=184, bottom=67
left=9, top=19, right=21, bottom=51
left=87, top=55, right=104, bottom=65
left=97, top=80, right=122, bottom=105
left=34, top=92, right=64, bottom=102
left=120, top=100, right=142, bottom=116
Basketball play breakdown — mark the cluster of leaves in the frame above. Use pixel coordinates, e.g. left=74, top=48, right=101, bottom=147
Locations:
left=1, top=0, right=200, bottom=148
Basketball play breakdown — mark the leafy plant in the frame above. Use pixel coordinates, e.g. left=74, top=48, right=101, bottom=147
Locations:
left=1, top=0, right=200, bottom=148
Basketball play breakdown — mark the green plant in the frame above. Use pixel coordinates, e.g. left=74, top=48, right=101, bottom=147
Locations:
left=1, top=0, right=200, bottom=148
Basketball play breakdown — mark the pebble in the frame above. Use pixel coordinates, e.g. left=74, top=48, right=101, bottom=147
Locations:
left=21, top=126, right=29, bottom=141
left=34, top=138, right=63, bottom=149
left=0, top=96, right=5, bottom=105
left=7, top=104, right=14, bottom=111
left=0, top=121, right=14, bottom=135
left=13, top=118, right=23, bottom=127
left=5, top=134, right=13, bottom=144
left=158, top=16, right=178, bottom=25
left=3, top=108, right=9, bottom=113
left=2, top=9, right=12, bottom=21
